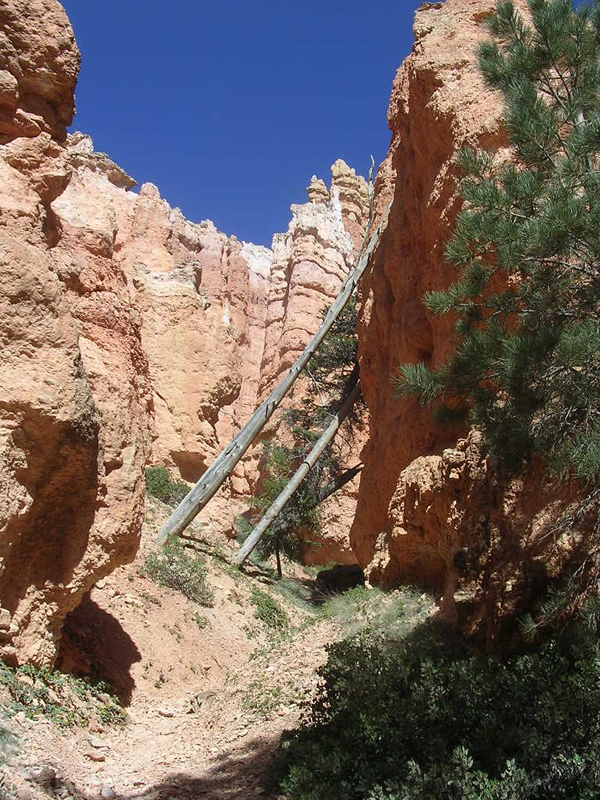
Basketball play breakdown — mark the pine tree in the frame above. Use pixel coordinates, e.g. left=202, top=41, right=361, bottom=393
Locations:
left=243, top=442, right=321, bottom=578
left=397, top=0, right=600, bottom=482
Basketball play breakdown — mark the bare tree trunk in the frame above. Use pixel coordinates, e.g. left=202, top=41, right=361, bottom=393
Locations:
left=155, top=203, right=389, bottom=547
left=232, top=378, right=360, bottom=566
left=275, top=543, right=282, bottom=579
left=314, top=463, right=363, bottom=506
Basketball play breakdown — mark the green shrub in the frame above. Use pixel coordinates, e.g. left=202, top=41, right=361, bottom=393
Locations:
left=139, top=538, right=214, bottom=606
left=274, top=620, right=600, bottom=799
left=250, top=587, right=289, bottom=632
left=145, top=466, right=189, bottom=506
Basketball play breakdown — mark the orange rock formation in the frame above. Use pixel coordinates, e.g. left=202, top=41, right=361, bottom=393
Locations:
left=0, top=0, right=152, bottom=666
left=3, top=0, right=565, bottom=663
left=0, top=0, right=369, bottom=664
left=351, top=0, right=588, bottom=641
left=354, top=0, right=512, bottom=572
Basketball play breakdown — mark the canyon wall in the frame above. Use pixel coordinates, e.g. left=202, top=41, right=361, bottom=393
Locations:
left=355, top=0, right=511, bottom=565
left=0, top=0, right=369, bottom=664
left=0, top=0, right=152, bottom=667
left=353, top=0, right=588, bottom=642
left=53, top=134, right=369, bottom=535
left=3, top=0, right=572, bottom=664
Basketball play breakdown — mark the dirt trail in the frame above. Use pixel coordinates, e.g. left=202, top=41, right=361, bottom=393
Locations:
left=0, top=501, right=339, bottom=800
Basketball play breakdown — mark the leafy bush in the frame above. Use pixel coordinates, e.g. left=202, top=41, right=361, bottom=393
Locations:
left=250, top=587, right=289, bottom=632
left=274, top=620, right=600, bottom=799
left=145, top=466, right=189, bottom=506
left=139, top=538, right=214, bottom=606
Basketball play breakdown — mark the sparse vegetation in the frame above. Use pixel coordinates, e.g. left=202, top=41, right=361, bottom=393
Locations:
left=0, top=722, right=16, bottom=766
left=250, top=587, right=289, bottom=632
left=98, top=702, right=127, bottom=727
left=145, top=465, right=190, bottom=506
left=192, top=612, right=209, bottom=630
left=165, top=622, right=184, bottom=643
left=140, top=590, right=162, bottom=607
left=243, top=676, right=306, bottom=720
left=223, top=562, right=244, bottom=582
left=243, top=680, right=286, bottom=719
left=243, top=622, right=261, bottom=640
left=272, top=577, right=317, bottom=614
left=153, top=671, right=166, bottom=689
left=319, top=586, right=429, bottom=637
left=0, top=772, right=16, bottom=800
left=139, top=537, right=214, bottom=606
left=0, top=662, right=124, bottom=729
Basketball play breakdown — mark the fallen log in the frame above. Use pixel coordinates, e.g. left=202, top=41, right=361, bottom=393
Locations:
left=233, top=377, right=361, bottom=566
left=155, top=202, right=388, bottom=547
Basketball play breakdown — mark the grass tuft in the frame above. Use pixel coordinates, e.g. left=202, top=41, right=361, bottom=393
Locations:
left=250, top=587, right=289, bottom=632
left=139, top=538, right=214, bottom=606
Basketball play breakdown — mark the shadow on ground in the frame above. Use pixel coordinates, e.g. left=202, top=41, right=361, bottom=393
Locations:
left=56, top=594, right=141, bottom=705
left=26, top=733, right=282, bottom=799
left=124, top=735, right=281, bottom=799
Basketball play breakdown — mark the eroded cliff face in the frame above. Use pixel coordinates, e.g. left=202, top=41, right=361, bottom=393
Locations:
left=352, top=0, right=588, bottom=638
left=366, top=431, right=585, bottom=646
left=0, top=0, right=370, bottom=664
left=0, top=0, right=152, bottom=666
left=354, top=0, right=506, bottom=574
left=53, top=134, right=369, bottom=531
left=260, top=160, right=368, bottom=394
left=7, top=0, right=563, bottom=663
left=0, top=0, right=79, bottom=142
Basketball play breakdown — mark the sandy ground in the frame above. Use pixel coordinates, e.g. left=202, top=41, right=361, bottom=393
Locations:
left=0, top=500, right=340, bottom=800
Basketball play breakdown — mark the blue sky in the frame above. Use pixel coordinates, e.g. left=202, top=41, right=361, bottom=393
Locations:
left=59, top=0, right=423, bottom=246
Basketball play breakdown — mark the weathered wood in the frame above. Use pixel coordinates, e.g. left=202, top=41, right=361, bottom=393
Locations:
left=156, top=203, right=389, bottom=547
left=233, top=379, right=361, bottom=566
left=314, top=463, right=363, bottom=506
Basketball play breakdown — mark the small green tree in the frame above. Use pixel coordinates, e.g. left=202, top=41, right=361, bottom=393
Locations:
left=286, top=296, right=362, bottom=438
left=397, top=0, right=600, bottom=482
left=308, top=296, right=359, bottom=389
left=246, top=443, right=321, bottom=577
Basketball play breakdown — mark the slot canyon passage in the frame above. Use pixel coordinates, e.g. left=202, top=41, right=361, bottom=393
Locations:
left=1, top=0, right=600, bottom=798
